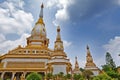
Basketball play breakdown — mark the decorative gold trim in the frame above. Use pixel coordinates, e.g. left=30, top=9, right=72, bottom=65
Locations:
left=36, top=18, right=45, bottom=25
left=0, top=68, right=46, bottom=71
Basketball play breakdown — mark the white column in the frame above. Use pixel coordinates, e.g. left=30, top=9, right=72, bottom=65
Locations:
left=1, top=72, right=5, bottom=80
left=11, top=72, right=16, bottom=80
left=23, top=72, right=27, bottom=79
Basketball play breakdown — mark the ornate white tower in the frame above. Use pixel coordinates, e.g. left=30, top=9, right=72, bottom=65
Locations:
left=47, top=26, right=72, bottom=74
left=53, top=26, right=66, bottom=57
left=27, top=4, right=49, bottom=47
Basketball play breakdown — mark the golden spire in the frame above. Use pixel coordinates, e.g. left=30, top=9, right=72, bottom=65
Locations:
left=54, top=26, right=64, bottom=51
left=36, top=3, right=44, bottom=25
left=75, top=56, right=79, bottom=69
left=87, top=45, right=91, bottom=56
left=85, top=45, right=96, bottom=68
left=73, top=56, right=81, bottom=74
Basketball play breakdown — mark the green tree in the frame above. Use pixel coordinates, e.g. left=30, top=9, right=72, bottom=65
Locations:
left=66, top=73, right=72, bottom=79
left=80, top=68, right=84, bottom=72
left=59, top=72, right=64, bottom=77
left=73, top=74, right=82, bottom=80
left=117, top=74, right=120, bottom=79
left=58, top=72, right=64, bottom=79
left=52, top=74, right=57, bottom=80
left=102, top=64, right=111, bottom=72
left=102, top=52, right=120, bottom=79
left=106, top=52, right=116, bottom=70
left=93, top=74, right=112, bottom=80
left=102, top=65, right=120, bottom=79
left=82, top=70, right=93, bottom=80
left=26, top=72, right=42, bottom=80
left=46, top=73, right=53, bottom=80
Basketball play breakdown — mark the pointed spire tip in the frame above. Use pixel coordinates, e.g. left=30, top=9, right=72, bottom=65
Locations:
left=41, top=3, right=44, bottom=8
left=57, top=26, right=60, bottom=32
left=87, top=45, right=89, bottom=49
left=75, top=56, right=77, bottom=60
left=39, top=3, right=44, bottom=18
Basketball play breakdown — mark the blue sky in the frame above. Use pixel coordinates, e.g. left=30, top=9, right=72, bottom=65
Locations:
left=0, top=0, right=120, bottom=68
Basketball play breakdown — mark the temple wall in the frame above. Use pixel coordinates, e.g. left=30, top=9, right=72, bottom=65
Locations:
left=1, top=58, right=48, bottom=68
left=49, top=58, right=69, bottom=63
left=2, top=58, right=48, bottom=63
left=53, top=65, right=66, bottom=74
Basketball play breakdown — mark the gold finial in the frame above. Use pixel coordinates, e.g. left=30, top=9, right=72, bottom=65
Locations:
left=56, top=26, right=61, bottom=41
left=57, top=26, right=60, bottom=32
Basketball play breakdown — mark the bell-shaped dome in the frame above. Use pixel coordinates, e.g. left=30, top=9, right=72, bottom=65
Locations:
left=31, top=3, right=46, bottom=38
left=31, top=23, right=46, bottom=38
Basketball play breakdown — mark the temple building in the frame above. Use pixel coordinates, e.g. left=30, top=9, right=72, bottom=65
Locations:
left=0, top=3, right=102, bottom=80
left=84, top=45, right=100, bottom=76
left=0, top=4, right=72, bottom=80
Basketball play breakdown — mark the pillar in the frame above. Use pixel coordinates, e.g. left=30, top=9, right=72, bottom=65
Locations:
left=1, top=72, right=5, bottom=80
left=23, top=72, right=26, bottom=79
left=11, top=72, right=16, bottom=80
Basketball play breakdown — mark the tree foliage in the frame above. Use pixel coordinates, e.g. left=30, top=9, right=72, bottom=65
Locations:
left=73, top=74, right=82, bottom=80
left=106, top=52, right=116, bottom=70
left=65, top=73, right=72, bottom=79
left=102, top=52, right=120, bottom=79
left=26, top=72, right=42, bottom=80
left=102, top=64, right=112, bottom=72
left=46, top=73, right=53, bottom=79
left=93, top=74, right=112, bottom=80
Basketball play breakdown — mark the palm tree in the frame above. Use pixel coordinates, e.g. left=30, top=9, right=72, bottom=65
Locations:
left=82, top=70, right=93, bottom=80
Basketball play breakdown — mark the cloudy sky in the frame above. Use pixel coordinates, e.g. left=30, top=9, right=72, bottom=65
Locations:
left=0, top=0, right=120, bottom=68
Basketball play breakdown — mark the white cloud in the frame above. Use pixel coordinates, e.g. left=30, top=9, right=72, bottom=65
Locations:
left=0, top=0, right=33, bottom=54
left=118, top=0, right=120, bottom=5
left=46, top=0, right=74, bottom=25
left=0, top=33, right=30, bottom=55
left=46, top=0, right=58, bottom=8
left=0, top=34, right=6, bottom=42
left=63, top=40, right=72, bottom=48
left=55, top=8, right=69, bottom=21
left=0, top=0, right=33, bottom=35
left=5, top=0, right=24, bottom=9
left=103, top=36, right=120, bottom=66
